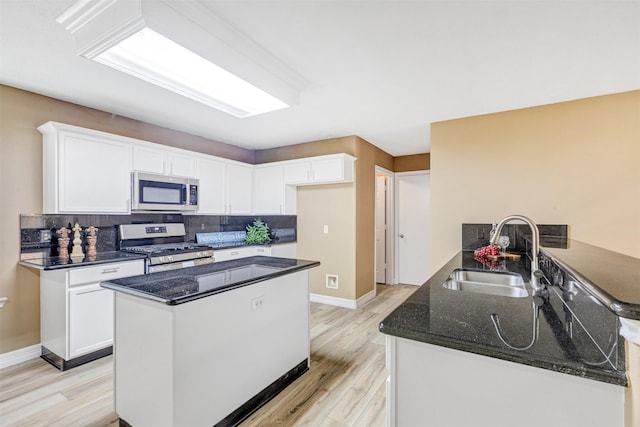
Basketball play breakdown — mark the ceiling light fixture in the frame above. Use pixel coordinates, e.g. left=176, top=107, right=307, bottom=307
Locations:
left=57, top=0, right=306, bottom=118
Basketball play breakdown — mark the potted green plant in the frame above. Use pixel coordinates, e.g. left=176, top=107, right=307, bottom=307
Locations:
left=245, top=219, right=272, bottom=245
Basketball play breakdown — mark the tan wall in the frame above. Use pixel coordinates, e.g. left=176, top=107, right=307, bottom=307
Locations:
left=354, top=137, right=394, bottom=298
left=297, top=184, right=356, bottom=299
left=394, top=153, right=430, bottom=172
left=254, top=136, right=356, bottom=162
left=0, top=85, right=252, bottom=355
left=430, top=90, right=640, bottom=272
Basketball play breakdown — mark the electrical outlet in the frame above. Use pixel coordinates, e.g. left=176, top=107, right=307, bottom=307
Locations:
left=40, top=230, right=52, bottom=243
left=326, top=274, right=339, bottom=289
left=251, top=296, right=264, bottom=311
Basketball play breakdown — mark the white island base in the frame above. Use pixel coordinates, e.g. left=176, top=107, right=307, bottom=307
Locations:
left=386, top=336, right=625, bottom=427
left=113, top=270, right=310, bottom=427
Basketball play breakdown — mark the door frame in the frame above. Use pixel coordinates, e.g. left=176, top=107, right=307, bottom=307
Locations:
left=394, top=170, right=430, bottom=285
left=374, top=166, right=395, bottom=285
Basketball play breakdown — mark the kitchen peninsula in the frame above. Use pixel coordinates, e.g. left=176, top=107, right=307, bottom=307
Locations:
left=380, top=231, right=640, bottom=427
left=101, top=256, right=319, bottom=427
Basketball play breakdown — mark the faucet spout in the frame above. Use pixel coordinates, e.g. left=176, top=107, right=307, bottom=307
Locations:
left=489, top=215, right=543, bottom=292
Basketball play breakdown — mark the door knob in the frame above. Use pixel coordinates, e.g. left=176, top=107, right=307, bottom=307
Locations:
left=399, top=234, right=405, bottom=238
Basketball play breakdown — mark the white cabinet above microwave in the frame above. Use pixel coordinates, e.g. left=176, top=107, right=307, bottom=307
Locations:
left=132, top=142, right=195, bottom=177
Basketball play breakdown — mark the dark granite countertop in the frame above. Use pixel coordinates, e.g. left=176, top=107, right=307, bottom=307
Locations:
left=379, top=251, right=628, bottom=386
left=540, top=238, right=640, bottom=319
left=101, top=256, right=320, bottom=305
left=18, top=251, right=147, bottom=270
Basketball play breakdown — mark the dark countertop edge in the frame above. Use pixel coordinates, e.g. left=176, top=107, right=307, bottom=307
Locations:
left=18, top=252, right=148, bottom=271
left=540, top=245, right=640, bottom=320
left=379, top=323, right=628, bottom=387
left=101, top=258, right=320, bottom=305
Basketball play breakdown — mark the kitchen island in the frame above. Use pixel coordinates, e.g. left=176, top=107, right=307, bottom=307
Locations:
left=101, top=256, right=320, bottom=427
left=380, top=240, right=639, bottom=427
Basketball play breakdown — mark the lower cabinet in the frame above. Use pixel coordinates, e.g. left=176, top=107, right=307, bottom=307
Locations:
left=40, top=260, right=145, bottom=369
left=68, top=284, right=114, bottom=358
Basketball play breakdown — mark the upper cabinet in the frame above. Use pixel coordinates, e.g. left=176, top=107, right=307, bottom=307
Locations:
left=39, top=122, right=356, bottom=215
left=254, top=164, right=297, bottom=215
left=283, top=154, right=355, bottom=185
left=195, top=156, right=227, bottom=214
left=195, top=158, right=253, bottom=215
left=225, top=163, right=253, bottom=214
left=39, top=122, right=132, bottom=214
left=132, top=142, right=195, bottom=177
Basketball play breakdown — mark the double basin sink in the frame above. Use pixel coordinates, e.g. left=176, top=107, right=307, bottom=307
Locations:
left=443, top=268, right=528, bottom=298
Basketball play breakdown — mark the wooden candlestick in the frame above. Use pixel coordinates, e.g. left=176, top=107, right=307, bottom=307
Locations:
left=57, top=227, right=70, bottom=259
left=86, top=226, right=98, bottom=260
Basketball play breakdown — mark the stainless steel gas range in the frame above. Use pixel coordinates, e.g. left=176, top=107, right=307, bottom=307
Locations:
left=119, top=223, right=214, bottom=273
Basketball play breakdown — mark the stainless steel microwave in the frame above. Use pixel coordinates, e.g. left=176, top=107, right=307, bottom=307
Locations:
left=131, top=171, right=199, bottom=212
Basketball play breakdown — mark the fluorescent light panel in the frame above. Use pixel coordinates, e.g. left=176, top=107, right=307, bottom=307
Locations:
left=94, top=28, right=289, bottom=118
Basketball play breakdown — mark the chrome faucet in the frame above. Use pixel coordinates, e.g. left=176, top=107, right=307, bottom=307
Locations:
left=490, top=215, right=544, bottom=293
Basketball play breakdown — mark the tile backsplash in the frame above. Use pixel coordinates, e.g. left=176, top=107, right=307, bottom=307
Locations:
left=462, top=223, right=568, bottom=252
left=20, top=213, right=296, bottom=258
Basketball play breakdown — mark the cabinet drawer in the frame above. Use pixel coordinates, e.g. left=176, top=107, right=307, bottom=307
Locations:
left=69, top=260, right=144, bottom=286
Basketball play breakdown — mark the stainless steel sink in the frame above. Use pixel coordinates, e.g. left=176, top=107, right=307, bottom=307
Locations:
left=443, top=268, right=528, bottom=298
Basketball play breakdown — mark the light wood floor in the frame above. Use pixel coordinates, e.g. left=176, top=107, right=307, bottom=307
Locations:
left=0, top=284, right=416, bottom=427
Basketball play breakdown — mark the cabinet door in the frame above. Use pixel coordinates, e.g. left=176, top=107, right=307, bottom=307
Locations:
left=167, top=152, right=195, bottom=177
left=196, top=157, right=227, bottom=214
left=254, top=165, right=284, bottom=214
left=311, top=157, right=344, bottom=182
left=68, top=283, right=114, bottom=358
left=58, top=134, right=131, bottom=213
left=226, top=164, right=254, bottom=214
left=283, top=161, right=311, bottom=184
left=133, top=145, right=166, bottom=174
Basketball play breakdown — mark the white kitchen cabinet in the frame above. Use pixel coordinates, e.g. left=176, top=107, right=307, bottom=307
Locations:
left=283, top=153, right=355, bottom=186
left=196, top=157, right=253, bottom=214
left=254, top=164, right=296, bottom=214
left=270, top=243, right=297, bottom=258
left=40, top=260, right=145, bottom=369
left=225, top=163, right=254, bottom=214
left=214, top=247, right=255, bottom=262
left=195, top=156, right=227, bottom=214
left=133, top=143, right=195, bottom=177
left=39, top=122, right=132, bottom=214
left=213, top=246, right=273, bottom=262
left=68, top=283, right=114, bottom=358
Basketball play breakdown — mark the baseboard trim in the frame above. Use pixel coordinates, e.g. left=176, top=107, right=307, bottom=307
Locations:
left=310, top=289, right=376, bottom=309
left=0, top=344, right=41, bottom=369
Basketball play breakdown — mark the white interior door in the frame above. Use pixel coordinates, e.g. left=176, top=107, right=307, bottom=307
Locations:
left=397, top=172, right=430, bottom=285
left=375, top=174, right=387, bottom=284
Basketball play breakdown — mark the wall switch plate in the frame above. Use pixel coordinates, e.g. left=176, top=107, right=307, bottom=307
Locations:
left=323, top=225, right=329, bottom=234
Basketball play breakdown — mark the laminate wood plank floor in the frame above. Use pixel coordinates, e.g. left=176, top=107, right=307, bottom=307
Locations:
left=0, top=284, right=417, bottom=427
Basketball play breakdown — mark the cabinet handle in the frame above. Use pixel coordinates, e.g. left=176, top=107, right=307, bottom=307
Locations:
left=76, top=288, right=105, bottom=296
left=101, top=267, right=119, bottom=274
left=230, top=251, right=240, bottom=256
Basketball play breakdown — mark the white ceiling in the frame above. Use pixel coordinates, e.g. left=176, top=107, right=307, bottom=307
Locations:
left=1, top=1, right=639, bottom=156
